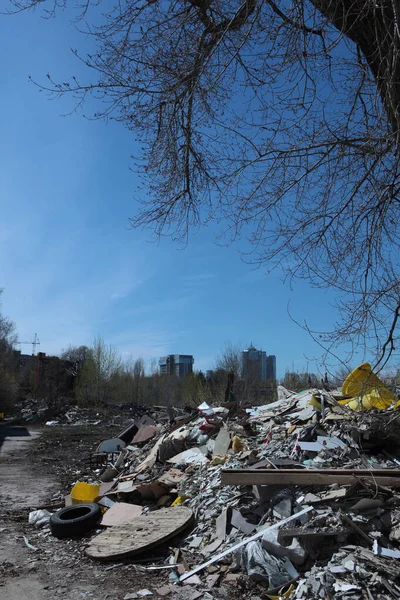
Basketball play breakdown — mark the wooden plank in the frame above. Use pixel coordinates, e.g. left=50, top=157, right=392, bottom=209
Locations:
left=221, top=469, right=400, bottom=487
left=279, top=527, right=350, bottom=539
left=86, top=506, right=193, bottom=561
left=179, top=506, right=313, bottom=582
left=236, top=465, right=400, bottom=477
left=224, top=468, right=400, bottom=475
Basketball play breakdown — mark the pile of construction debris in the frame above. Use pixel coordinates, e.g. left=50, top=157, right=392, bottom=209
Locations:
left=29, top=364, right=400, bottom=599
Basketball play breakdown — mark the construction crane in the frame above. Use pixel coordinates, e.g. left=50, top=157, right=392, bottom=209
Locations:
left=16, top=333, right=40, bottom=355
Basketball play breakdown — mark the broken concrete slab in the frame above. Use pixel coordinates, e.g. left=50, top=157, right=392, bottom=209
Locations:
left=231, top=509, right=256, bottom=535
left=201, top=538, right=223, bottom=556
left=155, top=586, right=172, bottom=597
left=183, top=574, right=202, bottom=585
left=213, top=425, right=231, bottom=457
left=215, top=508, right=230, bottom=541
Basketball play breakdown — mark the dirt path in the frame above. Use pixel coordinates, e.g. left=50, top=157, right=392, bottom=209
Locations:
left=0, top=426, right=173, bottom=600
left=0, top=427, right=55, bottom=508
left=0, top=425, right=244, bottom=600
left=0, top=426, right=57, bottom=599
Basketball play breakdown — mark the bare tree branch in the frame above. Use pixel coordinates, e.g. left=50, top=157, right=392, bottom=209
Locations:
left=8, top=0, right=400, bottom=366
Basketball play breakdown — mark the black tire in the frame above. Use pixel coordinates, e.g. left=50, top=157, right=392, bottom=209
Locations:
left=50, top=503, right=102, bottom=539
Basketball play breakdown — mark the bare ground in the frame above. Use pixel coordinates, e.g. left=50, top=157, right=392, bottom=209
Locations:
left=0, top=425, right=255, bottom=600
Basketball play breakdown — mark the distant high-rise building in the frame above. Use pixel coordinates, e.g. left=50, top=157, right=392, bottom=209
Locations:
left=266, top=355, right=277, bottom=382
left=241, top=345, right=266, bottom=381
left=241, top=345, right=276, bottom=382
left=159, top=354, right=194, bottom=378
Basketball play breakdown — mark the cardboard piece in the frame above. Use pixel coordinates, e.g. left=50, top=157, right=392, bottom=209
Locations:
left=132, top=425, right=159, bottom=444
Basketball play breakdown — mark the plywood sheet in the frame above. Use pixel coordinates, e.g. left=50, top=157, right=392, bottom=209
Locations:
left=101, top=502, right=142, bottom=527
left=87, top=506, right=193, bottom=560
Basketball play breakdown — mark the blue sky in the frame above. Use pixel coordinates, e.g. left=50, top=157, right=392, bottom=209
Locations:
left=0, top=5, right=362, bottom=378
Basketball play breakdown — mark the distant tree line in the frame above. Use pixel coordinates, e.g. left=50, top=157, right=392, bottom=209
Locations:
left=0, top=290, right=19, bottom=412
left=60, top=338, right=244, bottom=409
left=0, top=288, right=361, bottom=414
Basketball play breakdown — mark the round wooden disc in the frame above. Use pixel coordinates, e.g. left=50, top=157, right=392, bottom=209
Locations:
left=86, top=505, right=193, bottom=560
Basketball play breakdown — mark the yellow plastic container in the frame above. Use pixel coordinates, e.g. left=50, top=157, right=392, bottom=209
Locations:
left=342, top=363, right=395, bottom=410
left=70, top=482, right=100, bottom=505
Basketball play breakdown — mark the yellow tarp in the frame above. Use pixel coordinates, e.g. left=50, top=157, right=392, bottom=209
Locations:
left=341, top=363, right=395, bottom=411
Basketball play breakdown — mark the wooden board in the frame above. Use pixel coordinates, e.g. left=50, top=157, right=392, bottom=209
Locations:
left=87, top=506, right=193, bottom=561
left=221, top=468, right=400, bottom=487
left=101, top=502, right=142, bottom=527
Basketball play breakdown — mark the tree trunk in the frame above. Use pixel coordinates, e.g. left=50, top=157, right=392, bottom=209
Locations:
left=310, top=0, right=400, bottom=139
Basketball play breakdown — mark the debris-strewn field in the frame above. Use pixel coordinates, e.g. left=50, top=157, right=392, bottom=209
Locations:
left=0, top=424, right=177, bottom=600
left=28, top=424, right=122, bottom=493
left=3, top=371, right=400, bottom=600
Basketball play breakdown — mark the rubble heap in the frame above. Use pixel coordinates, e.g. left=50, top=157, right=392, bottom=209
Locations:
left=29, top=381, right=400, bottom=599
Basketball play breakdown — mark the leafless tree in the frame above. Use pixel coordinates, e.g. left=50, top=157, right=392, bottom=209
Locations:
left=0, top=290, right=19, bottom=410
left=0, top=289, right=17, bottom=353
left=8, top=0, right=400, bottom=366
left=215, top=341, right=242, bottom=379
left=60, top=344, right=90, bottom=376
left=281, top=370, right=319, bottom=391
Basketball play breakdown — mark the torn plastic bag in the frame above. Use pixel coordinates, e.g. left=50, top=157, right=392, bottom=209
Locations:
left=29, top=509, right=52, bottom=528
left=235, top=540, right=297, bottom=588
left=186, top=427, right=204, bottom=444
